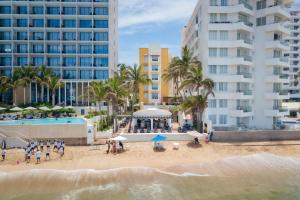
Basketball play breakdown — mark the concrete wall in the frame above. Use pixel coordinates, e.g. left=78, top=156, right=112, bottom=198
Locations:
left=214, top=130, right=300, bottom=143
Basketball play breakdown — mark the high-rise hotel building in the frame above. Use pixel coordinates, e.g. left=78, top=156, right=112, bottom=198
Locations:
left=182, top=0, right=293, bottom=130
left=0, top=0, right=118, bottom=106
left=285, top=7, right=300, bottom=101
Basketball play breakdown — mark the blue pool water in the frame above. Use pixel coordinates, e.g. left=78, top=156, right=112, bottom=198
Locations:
left=0, top=118, right=85, bottom=125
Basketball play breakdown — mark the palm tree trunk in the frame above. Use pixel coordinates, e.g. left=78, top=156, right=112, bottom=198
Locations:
left=29, top=83, right=32, bottom=104
left=52, top=93, right=55, bottom=106
left=41, top=85, right=44, bottom=102
left=23, top=87, right=26, bottom=105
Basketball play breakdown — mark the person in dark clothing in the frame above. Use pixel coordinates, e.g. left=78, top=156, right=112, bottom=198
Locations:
left=194, top=137, right=200, bottom=145
left=106, top=140, right=111, bottom=154
left=209, top=131, right=214, bottom=142
left=119, top=141, right=124, bottom=151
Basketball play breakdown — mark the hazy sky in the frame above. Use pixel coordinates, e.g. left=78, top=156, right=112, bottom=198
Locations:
left=118, top=0, right=300, bottom=66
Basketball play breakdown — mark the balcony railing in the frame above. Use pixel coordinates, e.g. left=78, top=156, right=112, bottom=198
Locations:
left=237, top=72, right=252, bottom=78
left=237, top=90, right=252, bottom=95
left=239, top=0, right=253, bottom=10
left=273, top=106, right=288, bottom=112
left=209, top=20, right=253, bottom=27
left=236, top=106, right=252, bottom=112
left=238, top=55, right=253, bottom=62
left=274, top=90, right=289, bottom=95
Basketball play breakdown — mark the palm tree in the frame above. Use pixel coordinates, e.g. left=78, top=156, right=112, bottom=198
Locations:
left=89, top=81, right=107, bottom=112
left=36, top=65, right=53, bottom=103
left=105, top=74, right=128, bottom=133
left=47, top=76, right=64, bottom=106
left=0, top=76, right=11, bottom=103
left=14, top=66, right=38, bottom=105
left=163, top=46, right=200, bottom=100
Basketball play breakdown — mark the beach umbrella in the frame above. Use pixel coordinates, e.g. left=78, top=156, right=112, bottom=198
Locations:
left=52, top=106, right=63, bottom=111
left=65, top=106, right=75, bottom=109
left=24, top=106, right=37, bottom=111
left=111, top=136, right=127, bottom=141
left=0, top=107, right=6, bottom=111
left=39, top=106, right=51, bottom=111
left=151, top=135, right=167, bottom=142
left=10, top=107, right=23, bottom=112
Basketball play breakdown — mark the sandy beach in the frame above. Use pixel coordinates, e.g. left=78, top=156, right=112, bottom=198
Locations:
left=0, top=141, right=300, bottom=172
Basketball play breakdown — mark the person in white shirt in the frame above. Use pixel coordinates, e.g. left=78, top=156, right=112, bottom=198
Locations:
left=1, top=149, right=6, bottom=161
left=58, top=146, right=64, bottom=158
left=45, top=147, right=50, bottom=161
left=53, top=140, right=58, bottom=151
left=36, top=149, right=41, bottom=164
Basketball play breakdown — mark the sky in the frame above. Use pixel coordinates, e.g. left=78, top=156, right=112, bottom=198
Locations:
left=118, top=0, right=300, bottom=66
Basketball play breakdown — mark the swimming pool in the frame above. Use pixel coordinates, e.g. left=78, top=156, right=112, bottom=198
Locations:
left=0, top=118, right=86, bottom=125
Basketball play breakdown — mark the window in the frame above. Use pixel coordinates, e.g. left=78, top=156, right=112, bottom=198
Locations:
left=63, top=20, right=76, bottom=28
left=151, top=93, right=159, bottom=100
left=152, top=84, right=159, bottom=90
left=210, top=13, right=217, bottom=23
left=47, top=19, right=60, bottom=28
left=79, top=32, right=92, bottom=41
left=17, top=19, right=27, bottom=27
left=17, top=57, right=28, bottom=66
left=47, top=32, right=60, bottom=40
left=0, top=57, right=11, bottom=66
left=63, top=7, right=76, bottom=15
left=48, top=57, right=60, bottom=66
left=32, top=57, right=44, bottom=66
left=48, top=45, right=60, bottom=53
left=17, top=6, right=27, bottom=14
left=208, top=99, right=217, bottom=108
left=63, top=70, right=76, bottom=79
left=0, top=44, right=11, bottom=53
left=209, top=48, right=217, bottom=57
left=80, top=70, right=92, bottom=79
left=16, top=44, right=27, bottom=53
left=63, top=57, right=76, bottom=66
left=17, top=32, right=27, bottom=40
left=219, top=82, right=228, bottom=91
left=219, top=48, right=228, bottom=57
left=219, top=115, right=227, bottom=125
left=220, top=31, right=228, bottom=40
left=221, top=0, right=228, bottom=6
left=94, top=70, right=109, bottom=80
left=0, top=6, right=11, bottom=14
left=63, top=32, right=76, bottom=40
left=32, top=32, right=43, bottom=40
left=0, top=19, right=11, bottom=27
left=32, top=44, right=44, bottom=53
left=79, top=7, right=92, bottom=15
left=94, top=45, right=108, bottom=54
left=94, top=57, right=108, bottom=67
left=219, top=65, right=228, bottom=74
left=152, top=65, right=159, bottom=71
left=151, top=74, right=159, bottom=81
left=47, top=7, right=60, bottom=15
left=94, top=7, right=108, bottom=15
left=209, top=115, right=217, bottom=125
left=256, top=0, right=266, bottom=10
left=210, top=0, right=217, bottom=6
left=63, top=45, right=76, bottom=54
left=256, top=17, right=266, bottom=26
left=80, top=45, right=92, bottom=54
left=209, top=65, right=217, bottom=74
left=32, top=19, right=44, bottom=27
left=220, top=14, right=228, bottom=22
left=32, top=6, right=43, bottom=14
left=0, top=32, right=11, bottom=40
left=151, top=55, right=159, bottom=62
left=219, top=99, right=228, bottom=108
left=80, top=20, right=92, bottom=28
left=94, top=32, right=108, bottom=41
left=94, top=20, right=108, bottom=28
left=79, top=57, right=92, bottom=66
left=209, top=31, right=217, bottom=40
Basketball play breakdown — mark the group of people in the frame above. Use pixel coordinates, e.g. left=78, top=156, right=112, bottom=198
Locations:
left=106, top=140, right=124, bottom=154
left=24, top=139, right=65, bottom=164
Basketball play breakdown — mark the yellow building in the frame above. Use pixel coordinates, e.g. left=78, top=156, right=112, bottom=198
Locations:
left=139, top=45, right=173, bottom=105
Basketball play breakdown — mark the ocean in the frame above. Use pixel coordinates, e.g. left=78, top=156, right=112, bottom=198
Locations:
left=0, top=153, right=299, bottom=200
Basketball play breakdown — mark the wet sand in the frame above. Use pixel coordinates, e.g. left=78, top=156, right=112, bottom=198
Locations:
left=0, top=141, right=300, bottom=172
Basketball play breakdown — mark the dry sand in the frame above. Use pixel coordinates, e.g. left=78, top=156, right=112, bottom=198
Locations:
left=0, top=141, right=300, bottom=172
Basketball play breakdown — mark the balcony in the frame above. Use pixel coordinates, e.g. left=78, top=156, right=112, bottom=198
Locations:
left=210, top=73, right=253, bottom=83
left=265, top=74, right=289, bottom=83
left=265, top=57, right=290, bottom=67
left=208, top=21, right=253, bottom=32
left=230, top=106, right=253, bottom=117
left=208, top=56, right=253, bottom=66
left=208, top=39, right=253, bottom=49
left=265, top=40, right=289, bottom=51
left=208, top=2, right=253, bottom=15
left=214, top=90, right=253, bottom=99
left=265, top=22, right=290, bottom=35
left=265, top=91, right=290, bottom=99
left=264, top=107, right=289, bottom=117
left=264, top=4, right=291, bottom=19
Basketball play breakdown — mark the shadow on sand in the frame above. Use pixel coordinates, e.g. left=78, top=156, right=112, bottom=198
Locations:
left=186, top=142, right=202, bottom=149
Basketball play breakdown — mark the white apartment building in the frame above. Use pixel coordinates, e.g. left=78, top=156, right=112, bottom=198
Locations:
left=0, top=0, right=118, bottom=106
left=182, top=0, right=293, bottom=130
left=285, top=7, right=300, bottom=101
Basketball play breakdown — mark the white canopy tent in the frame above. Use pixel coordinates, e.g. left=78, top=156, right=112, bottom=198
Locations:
left=132, top=108, right=172, bottom=131
left=111, top=136, right=127, bottom=141
left=10, top=107, right=23, bottom=112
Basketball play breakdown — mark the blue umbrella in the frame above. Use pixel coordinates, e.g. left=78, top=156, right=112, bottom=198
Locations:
left=151, top=135, right=167, bottom=142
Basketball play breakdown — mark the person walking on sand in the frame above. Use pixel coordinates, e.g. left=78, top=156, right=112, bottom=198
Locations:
left=53, top=140, right=58, bottom=151
left=40, top=140, right=44, bottom=151
left=106, top=140, right=110, bottom=154
left=1, top=149, right=6, bottom=161
left=45, top=147, right=50, bottom=161
left=46, top=140, right=50, bottom=149
left=26, top=149, right=31, bottom=163
left=58, top=146, right=64, bottom=158
left=36, top=149, right=41, bottom=164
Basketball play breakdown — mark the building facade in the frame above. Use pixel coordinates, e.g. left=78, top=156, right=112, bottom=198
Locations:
left=0, top=0, right=118, bottom=106
left=182, top=0, right=292, bottom=130
left=139, top=45, right=173, bottom=105
left=285, top=7, right=300, bottom=101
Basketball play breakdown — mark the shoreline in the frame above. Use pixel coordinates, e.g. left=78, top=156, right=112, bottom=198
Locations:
left=0, top=141, right=300, bottom=173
